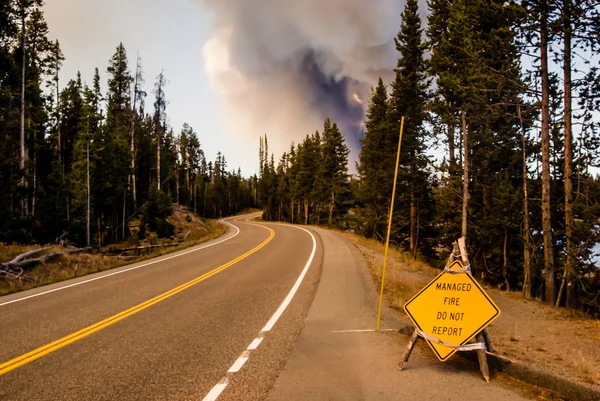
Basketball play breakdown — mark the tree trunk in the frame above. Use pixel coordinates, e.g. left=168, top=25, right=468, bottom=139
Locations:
left=130, top=111, right=136, bottom=209
left=20, top=11, right=28, bottom=216
left=458, top=122, right=463, bottom=170
left=131, top=56, right=141, bottom=209
left=56, top=63, right=61, bottom=175
left=576, top=134, right=583, bottom=201
left=291, top=199, right=294, bottom=224
left=203, top=183, right=208, bottom=218
left=304, top=199, right=309, bottom=225
left=278, top=200, right=282, bottom=222
left=122, top=187, right=126, bottom=240
left=540, top=4, right=556, bottom=305
left=98, top=217, right=102, bottom=247
left=186, top=167, right=191, bottom=205
left=157, top=132, right=161, bottom=191
left=87, top=141, right=91, bottom=248
left=316, top=202, right=320, bottom=225
left=328, top=191, right=335, bottom=227
left=193, top=179, right=197, bottom=212
left=503, top=228, right=510, bottom=291
left=410, top=172, right=417, bottom=258
left=32, top=141, right=36, bottom=216
left=461, top=111, right=468, bottom=240
left=518, top=105, right=532, bottom=299
left=557, top=0, right=574, bottom=308
left=448, top=121, right=455, bottom=174
left=175, top=165, right=180, bottom=204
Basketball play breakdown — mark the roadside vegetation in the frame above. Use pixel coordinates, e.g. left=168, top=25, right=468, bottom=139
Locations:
left=0, top=205, right=225, bottom=296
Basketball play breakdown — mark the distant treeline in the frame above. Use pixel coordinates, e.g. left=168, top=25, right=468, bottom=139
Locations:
left=0, top=2, right=257, bottom=247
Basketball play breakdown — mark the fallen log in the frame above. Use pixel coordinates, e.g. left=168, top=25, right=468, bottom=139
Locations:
left=5, top=246, right=53, bottom=265
left=1, top=247, right=92, bottom=271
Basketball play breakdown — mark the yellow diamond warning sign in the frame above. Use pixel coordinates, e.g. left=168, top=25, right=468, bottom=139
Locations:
left=404, top=261, right=500, bottom=361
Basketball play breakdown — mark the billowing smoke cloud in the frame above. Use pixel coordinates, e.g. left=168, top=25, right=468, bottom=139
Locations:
left=200, top=0, right=405, bottom=165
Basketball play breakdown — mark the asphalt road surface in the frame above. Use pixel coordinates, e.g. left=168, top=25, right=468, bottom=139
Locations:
left=0, top=215, right=540, bottom=401
left=0, top=215, right=323, bottom=401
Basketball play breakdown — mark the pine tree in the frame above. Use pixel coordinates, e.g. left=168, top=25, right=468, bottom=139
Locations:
left=106, top=43, right=133, bottom=140
left=24, top=7, right=51, bottom=217
left=130, top=54, right=144, bottom=209
left=427, top=0, right=458, bottom=173
left=320, top=119, right=350, bottom=227
left=16, top=0, right=43, bottom=216
left=105, top=44, right=133, bottom=242
left=296, top=134, right=319, bottom=225
left=389, top=0, right=431, bottom=255
left=357, top=78, right=394, bottom=239
left=47, top=40, right=64, bottom=171
left=288, top=144, right=298, bottom=224
left=153, top=70, right=167, bottom=191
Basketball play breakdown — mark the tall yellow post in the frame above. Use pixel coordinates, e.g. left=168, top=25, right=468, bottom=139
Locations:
left=376, top=116, right=405, bottom=331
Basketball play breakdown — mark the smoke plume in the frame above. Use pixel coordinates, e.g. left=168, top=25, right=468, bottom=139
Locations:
left=200, top=0, right=405, bottom=166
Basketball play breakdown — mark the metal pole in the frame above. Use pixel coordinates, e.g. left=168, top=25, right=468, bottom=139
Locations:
left=376, top=116, right=405, bottom=331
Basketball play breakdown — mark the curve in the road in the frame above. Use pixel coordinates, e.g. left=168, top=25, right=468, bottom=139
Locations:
left=0, top=220, right=274, bottom=377
left=202, top=222, right=317, bottom=401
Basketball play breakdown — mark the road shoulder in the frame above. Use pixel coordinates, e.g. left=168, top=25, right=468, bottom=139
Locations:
left=265, top=228, right=530, bottom=401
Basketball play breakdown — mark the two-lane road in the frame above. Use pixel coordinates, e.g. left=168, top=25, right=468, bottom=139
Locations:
left=0, top=215, right=322, bottom=401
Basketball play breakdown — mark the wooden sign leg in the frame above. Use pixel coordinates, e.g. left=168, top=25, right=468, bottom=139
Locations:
left=398, top=329, right=419, bottom=371
left=482, top=328, right=494, bottom=353
left=476, top=333, right=490, bottom=381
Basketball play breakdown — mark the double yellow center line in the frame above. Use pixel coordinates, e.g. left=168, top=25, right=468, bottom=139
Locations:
left=0, top=222, right=275, bottom=376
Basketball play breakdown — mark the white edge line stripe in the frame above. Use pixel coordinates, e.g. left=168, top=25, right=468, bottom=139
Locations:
left=202, top=378, right=230, bottom=401
left=227, top=351, right=250, bottom=373
left=0, top=220, right=240, bottom=307
left=262, top=225, right=316, bottom=332
left=247, top=336, right=263, bottom=350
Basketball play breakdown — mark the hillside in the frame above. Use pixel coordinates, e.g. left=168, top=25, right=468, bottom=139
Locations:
left=0, top=205, right=226, bottom=296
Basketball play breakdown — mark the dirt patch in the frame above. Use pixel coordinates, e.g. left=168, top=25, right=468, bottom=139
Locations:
left=337, top=231, right=600, bottom=393
left=337, top=232, right=436, bottom=311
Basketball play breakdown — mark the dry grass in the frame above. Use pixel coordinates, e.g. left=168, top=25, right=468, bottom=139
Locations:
left=0, top=218, right=226, bottom=296
left=337, top=231, right=438, bottom=311
left=576, top=352, right=599, bottom=384
left=387, top=277, right=422, bottom=310
left=337, top=231, right=437, bottom=275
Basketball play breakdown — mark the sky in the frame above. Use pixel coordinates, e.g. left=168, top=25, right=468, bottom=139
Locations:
left=43, top=0, right=261, bottom=176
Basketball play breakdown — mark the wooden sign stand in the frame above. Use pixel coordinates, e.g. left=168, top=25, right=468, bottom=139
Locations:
left=398, top=238, right=496, bottom=381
